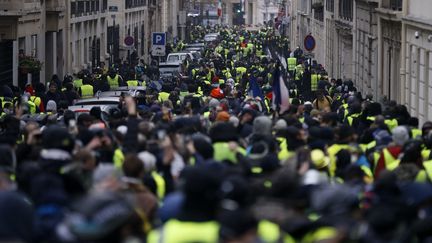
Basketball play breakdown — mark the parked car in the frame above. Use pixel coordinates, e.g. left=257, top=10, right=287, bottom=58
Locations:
left=204, top=33, right=219, bottom=42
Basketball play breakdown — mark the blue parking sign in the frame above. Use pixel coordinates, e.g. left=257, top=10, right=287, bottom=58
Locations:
left=152, top=32, right=166, bottom=46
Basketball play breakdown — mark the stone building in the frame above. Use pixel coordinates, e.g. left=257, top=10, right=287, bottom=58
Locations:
left=401, top=0, right=432, bottom=122
left=0, top=0, right=171, bottom=87
left=291, top=0, right=432, bottom=123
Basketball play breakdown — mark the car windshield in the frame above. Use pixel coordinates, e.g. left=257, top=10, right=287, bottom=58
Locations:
left=167, top=55, right=179, bottom=62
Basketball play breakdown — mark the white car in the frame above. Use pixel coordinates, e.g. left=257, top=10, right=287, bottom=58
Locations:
left=166, top=51, right=198, bottom=65
left=68, top=105, right=113, bottom=121
left=73, top=97, right=120, bottom=107
left=204, top=33, right=219, bottom=42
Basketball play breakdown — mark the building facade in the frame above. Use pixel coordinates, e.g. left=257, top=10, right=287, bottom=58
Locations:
left=245, top=0, right=281, bottom=26
left=0, top=0, right=178, bottom=87
left=402, top=0, right=432, bottom=123
left=290, top=0, right=432, bottom=124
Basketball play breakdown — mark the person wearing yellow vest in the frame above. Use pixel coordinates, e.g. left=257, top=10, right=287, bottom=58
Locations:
left=374, top=126, right=409, bottom=178
left=29, top=95, right=44, bottom=112
left=287, top=56, right=297, bottom=76
left=126, top=80, right=139, bottom=87
left=106, top=70, right=123, bottom=90
left=79, top=83, right=94, bottom=99
left=311, top=71, right=319, bottom=93
left=147, top=166, right=221, bottom=243
left=73, top=78, right=83, bottom=89
left=327, top=125, right=356, bottom=177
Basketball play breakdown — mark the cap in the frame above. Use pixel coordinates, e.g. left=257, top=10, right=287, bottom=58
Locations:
left=311, top=149, right=330, bottom=169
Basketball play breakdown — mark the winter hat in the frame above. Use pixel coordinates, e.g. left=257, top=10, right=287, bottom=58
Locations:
left=274, top=119, right=288, bottom=131
left=392, top=126, right=409, bottom=146
left=42, top=125, right=75, bottom=152
left=46, top=100, right=57, bottom=112
left=216, top=111, right=230, bottom=122
left=374, top=129, right=393, bottom=147
left=192, top=134, right=214, bottom=160
left=137, top=151, right=157, bottom=172
left=209, top=98, right=220, bottom=109
left=229, top=116, right=240, bottom=127
left=252, top=116, right=272, bottom=135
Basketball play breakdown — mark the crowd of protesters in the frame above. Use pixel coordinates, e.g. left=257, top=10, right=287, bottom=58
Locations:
left=0, top=24, right=432, bottom=243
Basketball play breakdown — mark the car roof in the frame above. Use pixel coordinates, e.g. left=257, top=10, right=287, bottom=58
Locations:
left=68, top=104, right=113, bottom=113
left=74, top=96, right=120, bottom=103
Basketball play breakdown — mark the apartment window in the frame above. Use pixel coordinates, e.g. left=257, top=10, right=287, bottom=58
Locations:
left=314, top=7, right=324, bottom=22
left=390, top=0, right=402, bottom=11
left=77, top=1, right=84, bottom=16
left=125, top=0, right=146, bottom=9
left=339, top=0, right=353, bottom=21
left=102, top=0, right=108, bottom=12
left=71, top=2, right=77, bottom=16
left=326, top=0, right=334, bottom=12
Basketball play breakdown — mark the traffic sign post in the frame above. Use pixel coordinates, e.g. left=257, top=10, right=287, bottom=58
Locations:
left=304, top=34, right=316, bottom=52
left=152, top=32, right=166, bottom=56
left=124, top=36, right=134, bottom=47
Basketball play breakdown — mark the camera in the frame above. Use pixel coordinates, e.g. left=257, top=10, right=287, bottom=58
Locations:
left=415, top=31, right=420, bottom=39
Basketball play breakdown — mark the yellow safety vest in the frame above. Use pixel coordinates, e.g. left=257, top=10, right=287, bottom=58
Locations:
left=277, top=137, right=295, bottom=161
left=347, top=113, right=361, bottom=126
left=30, top=96, right=42, bottom=107
left=213, top=142, right=246, bottom=164
left=147, top=220, right=219, bottom=243
left=384, top=118, right=398, bottom=131
left=73, top=79, right=83, bottom=88
left=258, top=220, right=281, bottom=242
left=80, top=84, right=94, bottom=98
left=422, top=149, right=431, bottom=160
left=311, top=74, right=319, bottom=91
left=327, top=144, right=351, bottom=177
left=107, top=75, right=120, bottom=89
left=383, top=148, right=399, bottom=171
left=302, top=227, right=338, bottom=243
left=0, top=97, right=13, bottom=108
left=415, top=169, right=428, bottom=183
left=287, top=57, right=297, bottom=71
left=113, top=148, right=125, bottom=168
left=412, top=128, right=422, bottom=139
left=27, top=100, right=36, bottom=114
left=421, top=160, right=432, bottom=182
left=127, top=80, right=139, bottom=87
left=151, top=171, right=166, bottom=200
left=159, top=92, right=170, bottom=102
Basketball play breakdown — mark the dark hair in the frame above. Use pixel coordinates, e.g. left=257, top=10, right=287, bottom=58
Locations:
left=122, top=154, right=144, bottom=178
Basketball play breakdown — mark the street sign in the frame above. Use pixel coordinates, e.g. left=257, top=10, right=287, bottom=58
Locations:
left=124, top=36, right=134, bottom=46
left=304, top=34, right=316, bottom=52
left=151, top=46, right=166, bottom=57
left=152, top=32, right=166, bottom=56
left=152, top=32, right=166, bottom=46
